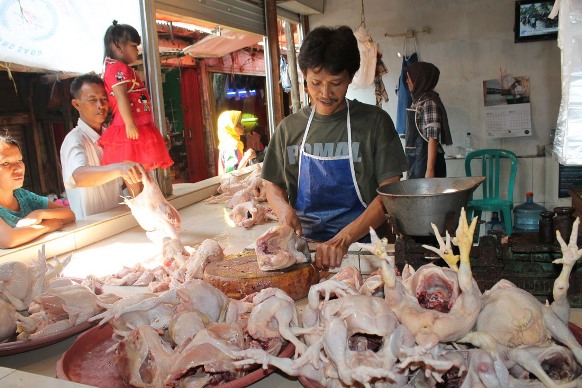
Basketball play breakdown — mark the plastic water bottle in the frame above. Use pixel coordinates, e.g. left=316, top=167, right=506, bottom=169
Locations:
left=513, top=192, right=546, bottom=232
left=465, top=132, right=474, bottom=155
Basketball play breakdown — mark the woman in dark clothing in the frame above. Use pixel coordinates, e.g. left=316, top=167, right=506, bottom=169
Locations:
left=404, top=61, right=453, bottom=179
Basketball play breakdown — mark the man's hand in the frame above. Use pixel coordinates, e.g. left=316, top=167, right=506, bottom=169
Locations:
left=118, top=162, right=143, bottom=185
left=315, top=235, right=350, bottom=268
left=278, top=206, right=302, bottom=236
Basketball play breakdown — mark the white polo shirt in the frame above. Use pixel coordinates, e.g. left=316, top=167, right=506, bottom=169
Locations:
left=60, top=119, right=123, bottom=219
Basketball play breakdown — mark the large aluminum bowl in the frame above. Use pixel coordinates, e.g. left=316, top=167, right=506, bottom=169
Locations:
left=378, top=176, right=485, bottom=236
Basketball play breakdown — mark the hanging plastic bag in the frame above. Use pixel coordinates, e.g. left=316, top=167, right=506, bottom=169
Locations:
left=280, top=55, right=292, bottom=92
left=352, top=25, right=378, bottom=89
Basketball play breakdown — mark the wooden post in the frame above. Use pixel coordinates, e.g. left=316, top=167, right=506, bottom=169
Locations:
left=265, top=0, right=284, bottom=126
left=284, top=21, right=300, bottom=113
left=28, top=81, right=47, bottom=194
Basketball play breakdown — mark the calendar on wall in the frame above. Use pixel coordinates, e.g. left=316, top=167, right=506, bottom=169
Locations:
left=482, top=76, right=533, bottom=138
left=484, top=103, right=532, bottom=137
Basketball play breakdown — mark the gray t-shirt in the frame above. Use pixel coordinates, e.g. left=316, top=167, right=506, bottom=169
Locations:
left=262, top=99, right=407, bottom=207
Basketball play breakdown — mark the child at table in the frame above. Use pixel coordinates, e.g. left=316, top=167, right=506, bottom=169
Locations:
left=98, top=21, right=173, bottom=195
left=0, top=135, right=75, bottom=248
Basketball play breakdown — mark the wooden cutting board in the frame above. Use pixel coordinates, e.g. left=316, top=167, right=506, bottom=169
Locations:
left=203, top=251, right=319, bottom=300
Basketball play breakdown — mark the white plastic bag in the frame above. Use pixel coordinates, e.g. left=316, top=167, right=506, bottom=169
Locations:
left=280, top=55, right=292, bottom=92
left=351, top=26, right=377, bottom=89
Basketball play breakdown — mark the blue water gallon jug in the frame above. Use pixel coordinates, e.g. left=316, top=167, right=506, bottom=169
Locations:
left=513, top=192, right=546, bottom=232
left=485, top=211, right=505, bottom=234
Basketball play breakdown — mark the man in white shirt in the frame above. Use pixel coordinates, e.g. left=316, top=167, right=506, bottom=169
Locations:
left=60, top=74, right=142, bottom=218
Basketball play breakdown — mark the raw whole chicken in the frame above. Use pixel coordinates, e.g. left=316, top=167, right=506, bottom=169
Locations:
left=247, top=288, right=313, bottom=358
left=17, top=283, right=116, bottom=340
left=166, top=322, right=245, bottom=385
left=0, top=246, right=70, bottom=311
left=458, top=218, right=582, bottom=386
left=115, top=325, right=174, bottom=388
left=255, top=224, right=311, bottom=270
left=124, top=164, right=181, bottom=241
left=225, top=188, right=254, bottom=209
left=168, top=310, right=209, bottom=347
left=229, top=200, right=277, bottom=228
left=184, top=239, right=224, bottom=281
left=0, top=261, right=32, bottom=311
left=358, top=209, right=482, bottom=347
left=0, top=298, right=17, bottom=342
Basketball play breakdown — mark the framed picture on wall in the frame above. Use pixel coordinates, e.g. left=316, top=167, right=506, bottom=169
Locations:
left=514, top=0, right=558, bottom=43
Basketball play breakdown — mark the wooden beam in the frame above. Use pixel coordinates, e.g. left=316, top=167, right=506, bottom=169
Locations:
left=28, top=82, right=47, bottom=194
left=265, top=0, right=284, bottom=126
left=284, top=21, right=300, bottom=113
left=0, top=114, right=30, bottom=126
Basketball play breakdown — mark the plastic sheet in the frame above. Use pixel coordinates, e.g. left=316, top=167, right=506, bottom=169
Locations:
left=553, top=0, right=582, bottom=165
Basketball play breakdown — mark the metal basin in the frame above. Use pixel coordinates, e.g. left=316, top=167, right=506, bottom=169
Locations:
left=378, top=177, right=485, bottom=236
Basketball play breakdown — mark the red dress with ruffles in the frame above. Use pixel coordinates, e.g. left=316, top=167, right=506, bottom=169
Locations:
left=99, top=58, right=173, bottom=171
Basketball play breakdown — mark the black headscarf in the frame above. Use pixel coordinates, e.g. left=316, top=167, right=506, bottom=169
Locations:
left=407, top=62, right=453, bottom=146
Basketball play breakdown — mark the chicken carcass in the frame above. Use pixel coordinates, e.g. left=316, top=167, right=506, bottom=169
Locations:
left=184, top=239, right=224, bottom=281
left=166, top=323, right=246, bottom=386
left=124, top=165, right=181, bottom=241
left=458, top=218, right=582, bottom=387
left=247, top=288, right=314, bottom=358
left=168, top=310, right=209, bottom=347
left=17, top=283, right=113, bottom=340
left=318, top=294, right=400, bottom=386
left=89, top=292, right=173, bottom=339
left=255, top=224, right=311, bottom=270
left=0, top=246, right=69, bottom=311
left=359, top=209, right=482, bottom=347
left=115, top=325, right=174, bottom=388
left=0, top=299, right=17, bottom=342
left=230, top=200, right=277, bottom=228
left=0, top=261, right=32, bottom=311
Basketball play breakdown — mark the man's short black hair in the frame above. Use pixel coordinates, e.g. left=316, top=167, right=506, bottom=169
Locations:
left=297, top=25, right=360, bottom=78
left=70, top=73, right=104, bottom=99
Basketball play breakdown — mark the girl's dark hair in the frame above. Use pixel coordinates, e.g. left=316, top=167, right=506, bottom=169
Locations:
left=103, top=20, right=141, bottom=59
left=298, top=25, right=360, bottom=78
left=0, top=134, right=21, bottom=151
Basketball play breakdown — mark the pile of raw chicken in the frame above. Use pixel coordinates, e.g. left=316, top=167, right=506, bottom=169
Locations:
left=0, top=246, right=114, bottom=343
left=88, top=162, right=582, bottom=387
left=206, top=165, right=278, bottom=228
left=5, top=164, right=582, bottom=387
left=82, top=202, right=582, bottom=387
left=98, top=166, right=278, bottom=290
left=92, top=167, right=582, bottom=387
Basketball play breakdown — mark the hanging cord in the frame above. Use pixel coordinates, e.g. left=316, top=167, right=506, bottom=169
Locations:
left=360, top=0, right=366, bottom=28
left=1, top=63, right=18, bottom=96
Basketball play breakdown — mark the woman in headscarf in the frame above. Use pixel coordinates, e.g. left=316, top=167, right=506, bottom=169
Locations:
left=216, top=110, right=255, bottom=175
left=404, top=61, right=453, bottom=179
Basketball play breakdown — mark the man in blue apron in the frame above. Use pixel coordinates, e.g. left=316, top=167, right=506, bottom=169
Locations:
left=262, top=26, right=408, bottom=269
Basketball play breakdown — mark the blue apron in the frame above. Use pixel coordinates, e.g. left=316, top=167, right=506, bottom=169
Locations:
left=295, top=102, right=367, bottom=241
left=395, top=52, right=418, bottom=135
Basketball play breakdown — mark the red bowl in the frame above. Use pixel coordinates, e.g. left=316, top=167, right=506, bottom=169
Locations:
left=56, top=323, right=295, bottom=388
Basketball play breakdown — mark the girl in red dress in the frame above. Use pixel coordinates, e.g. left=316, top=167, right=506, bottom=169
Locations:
left=99, top=21, right=173, bottom=194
